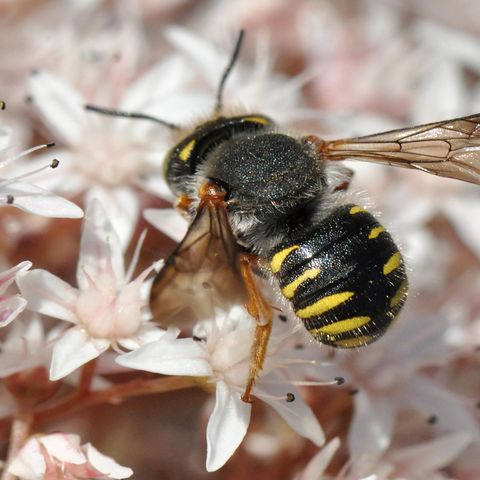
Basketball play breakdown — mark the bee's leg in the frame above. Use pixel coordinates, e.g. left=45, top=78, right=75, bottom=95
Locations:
left=239, top=254, right=273, bottom=404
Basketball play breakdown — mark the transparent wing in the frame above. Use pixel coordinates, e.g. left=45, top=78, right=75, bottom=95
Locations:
left=149, top=201, right=247, bottom=330
left=322, top=113, right=480, bottom=184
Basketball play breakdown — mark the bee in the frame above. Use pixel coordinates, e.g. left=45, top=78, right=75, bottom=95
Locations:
left=87, top=31, right=480, bottom=402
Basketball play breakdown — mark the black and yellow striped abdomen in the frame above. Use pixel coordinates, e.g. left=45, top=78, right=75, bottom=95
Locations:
left=269, top=204, right=408, bottom=348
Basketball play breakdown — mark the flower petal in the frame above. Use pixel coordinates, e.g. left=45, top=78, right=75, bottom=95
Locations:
left=348, top=391, right=395, bottom=465
left=50, top=327, right=109, bottom=380
left=206, top=381, right=251, bottom=472
left=77, top=197, right=124, bottom=291
left=390, top=432, right=472, bottom=474
left=255, top=376, right=325, bottom=447
left=28, top=70, right=87, bottom=146
left=7, top=438, right=46, bottom=480
left=143, top=208, right=188, bottom=242
left=85, top=186, right=139, bottom=252
left=0, top=261, right=31, bottom=293
left=2, top=180, right=83, bottom=218
left=299, top=437, right=340, bottom=480
left=405, top=374, right=480, bottom=437
left=17, top=269, right=79, bottom=323
left=116, top=337, right=213, bottom=376
left=84, top=443, right=133, bottom=479
left=0, top=295, right=27, bottom=328
left=40, top=433, right=85, bottom=464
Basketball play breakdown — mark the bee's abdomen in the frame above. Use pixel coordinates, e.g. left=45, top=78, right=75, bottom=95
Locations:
left=268, top=204, right=408, bottom=348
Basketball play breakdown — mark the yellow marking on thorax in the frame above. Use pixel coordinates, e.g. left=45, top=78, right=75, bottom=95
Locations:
left=281, top=268, right=321, bottom=299
left=333, top=334, right=372, bottom=348
left=383, top=252, right=402, bottom=275
left=270, top=245, right=299, bottom=273
left=349, top=206, right=364, bottom=215
left=309, top=316, right=371, bottom=336
left=178, top=139, right=196, bottom=161
left=368, top=226, right=385, bottom=239
left=243, top=116, right=270, bottom=125
left=390, top=279, right=408, bottom=307
left=296, top=291, right=354, bottom=319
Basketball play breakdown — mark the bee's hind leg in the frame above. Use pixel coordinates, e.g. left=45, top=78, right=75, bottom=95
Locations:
left=239, top=254, right=273, bottom=404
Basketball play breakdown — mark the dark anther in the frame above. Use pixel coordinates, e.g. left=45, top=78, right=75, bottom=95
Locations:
left=25, top=96, right=33, bottom=104
left=46, top=142, right=56, bottom=148
left=278, top=314, right=288, bottom=322
left=6, top=195, right=14, bottom=204
left=0, top=101, right=5, bottom=110
left=334, top=376, right=345, bottom=386
left=294, top=344, right=304, bottom=350
left=286, top=392, right=295, bottom=402
left=349, top=388, right=359, bottom=395
left=50, top=159, right=60, bottom=169
left=30, top=69, right=40, bottom=76
left=427, top=414, right=438, bottom=424
left=202, top=281, right=212, bottom=289
left=193, top=335, right=204, bottom=342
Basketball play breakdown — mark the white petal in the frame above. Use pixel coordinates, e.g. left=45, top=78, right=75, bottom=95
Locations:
left=300, top=438, right=340, bottom=480
left=120, top=55, right=190, bottom=110
left=77, top=197, right=124, bottom=291
left=406, top=374, right=480, bottom=437
left=255, top=377, right=325, bottom=447
left=390, top=432, right=471, bottom=473
left=17, top=269, right=78, bottom=322
left=85, top=186, right=139, bottom=252
left=0, top=260, right=32, bottom=293
left=40, top=433, right=85, bottom=464
left=84, top=443, right=133, bottom=479
left=28, top=70, right=87, bottom=146
left=50, top=328, right=109, bottom=380
left=165, top=27, right=221, bottom=89
left=0, top=295, right=26, bottom=327
left=7, top=438, right=46, bottom=480
left=143, top=208, right=188, bottom=242
left=206, top=381, right=251, bottom=472
left=140, top=175, right=176, bottom=203
left=348, top=391, right=395, bottom=465
left=1, top=180, right=83, bottom=218
left=116, top=337, right=213, bottom=376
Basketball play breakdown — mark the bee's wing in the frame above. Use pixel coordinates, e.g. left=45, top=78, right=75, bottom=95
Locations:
left=322, top=113, right=480, bottom=184
left=150, top=201, right=247, bottom=330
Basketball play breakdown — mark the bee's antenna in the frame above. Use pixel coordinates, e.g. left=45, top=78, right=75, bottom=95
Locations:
left=214, top=29, right=245, bottom=114
left=84, top=104, right=181, bottom=130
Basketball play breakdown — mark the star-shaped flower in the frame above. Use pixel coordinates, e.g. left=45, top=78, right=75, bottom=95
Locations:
left=17, top=197, right=166, bottom=381
left=7, top=432, right=133, bottom=480
left=117, top=305, right=326, bottom=471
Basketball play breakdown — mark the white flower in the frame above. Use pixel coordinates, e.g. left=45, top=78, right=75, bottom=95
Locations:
left=17, top=197, right=166, bottom=381
left=0, top=128, right=83, bottom=218
left=117, top=306, right=326, bottom=472
left=23, top=49, right=205, bottom=248
left=7, top=432, right=133, bottom=479
left=164, top=27, right=314, bottom=125
left=311, top=312, right=480, bottom=466
left=0, top=261, right=31, bottom=328
left=0, top=314, right=54, bottom=378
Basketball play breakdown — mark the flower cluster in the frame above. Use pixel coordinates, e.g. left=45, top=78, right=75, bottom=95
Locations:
left=1, top=1, right=480, bottom=479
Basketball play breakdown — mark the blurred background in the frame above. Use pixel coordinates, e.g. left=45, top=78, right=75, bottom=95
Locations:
left=1, top=0, right=480, bottom=478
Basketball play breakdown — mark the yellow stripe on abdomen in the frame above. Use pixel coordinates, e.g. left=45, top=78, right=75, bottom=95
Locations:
left=296, top=291, right=354, bottom=319
left=270, top=245, right=298, bottom=273
left=383, top=252, right=402, bottom=275
left=308, top=316, right=371, bottom=336
left=368, top=226, right=385, bottom=239
left=178, top=139, right=196, bottom=161
left=333, top=334, right=373, bottom=348
left=281, top=268, right=320, bottom=299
